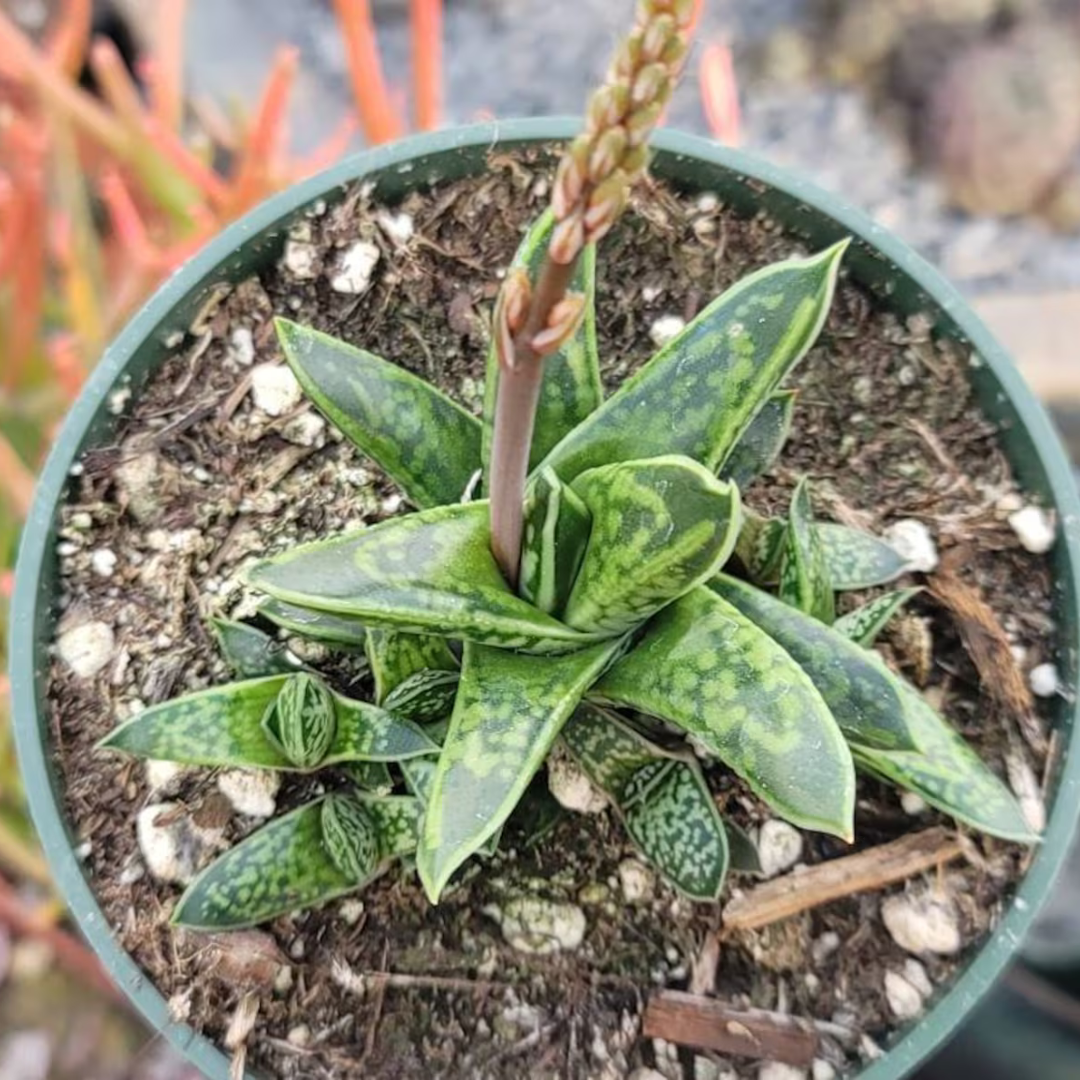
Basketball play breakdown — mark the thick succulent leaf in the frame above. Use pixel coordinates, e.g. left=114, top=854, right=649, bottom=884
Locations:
left=248, top=501, right=611, bottom=655
left=383, top=669, right=460, bottom=723
left=817, top=524, right=907, bottom=590
left=342, top=760, right=394, bottom=793
left=320, top=794, right=383, bottom=880
left=481, top=212, right=602, bottom=473
left=417, top=639, right=622, bottom=901
left=258, top=598, right=369, bottom=648
left=562, top=706, right=729, bottom=900
left=592, top=587, right=855, bottom=839
left=356, top=794, right=424, bottom=857
left=211, top=619, right=297, bottom=678
left=262, top=673, right=337, bottom=768
left=519, top=467, right=592, bottom=616
left=734, top=511, right=786, bottom=583
left=834, top=588, right=923, bottom=646
left=718, top=389, right=796, bottom=488
left=725, top=821, right=763, bottom=875
left=172, top=799, right=358, bottom=929
left=564, top=456, right=742, bottom=635
left=99, top=676, right=292, bottom=768
left=711, top=575, right=922, bottom=753
left=100, top=675, right=438, bottom=768
left=538, top=242, right=847, bottom=483
left=400, top=754, right=502, bottom=858
left=365, top=629, right=457, bottom=704
left=276, top=318, right=481, bottom=509
left=778, top=478, right=835, bottom=624
left=852, top=684, right=1035, bottom=842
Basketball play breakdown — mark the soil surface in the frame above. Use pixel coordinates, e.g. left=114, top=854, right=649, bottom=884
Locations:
left=47, top=151, right=1059, bottom=1080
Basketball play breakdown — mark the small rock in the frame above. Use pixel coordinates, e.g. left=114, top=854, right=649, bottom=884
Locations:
left=694, top=1056, right=724, bottom=1080
left=628, top=1070, right=668, bottom=1080
left=758, top=820, right=804, bottom=878
left=229, top=326, right=256, bottom=366
left=330, top=240, right=380, bottom=295
left=811, top=1060, right=836, bottom=1080
left=884, top=519, right=939, bottom=573
left=900, top=792, right=928, bottom=816
left=547, top=746, right=610, bottom=814
left=90, top=548, right=118, bottom=578
left=811, top=930, right=841, bottom=964
left=1008, top=505, right=1056, bottom=554
left=759, top=1064, right=807, bottom=1080
left=287, top=1024, right=311, bottom=1048
left=904, top=958, right=933, bottom=997
left=852, top=374, right=874, bottom=407
left=250, top=363, right=302, bottom=417
left=274, top=965, right=294, bottom=994
left=649, top=314, right=686, bottom=347
left=376, top=210, right=414, bottom=245
left=217, top=769, right=281, bottom=819
left=617, top=859, right=655, bottom=904
left=137, top=803, right=206, bottom=884
left=881, top=893, right=961, bottom=955
left=204, top=930, right=288, bottom=987
left=57, top=621, right=115, bottom=678
left=339, top=898, right=366, bottom=925
left=145, top=759, right=189, bottom=794
left=283, top=239, right=318, bottom=279
left=485, top=896, right=586, bottom=955
left=115, top=447, right=175, bottom=523
left=281, top=411, right=326, bottom=448
left=578, top=882, right=610, bottom=905
left=885, top=969, right=926, bottom=1020
left=1029, top=662, right=1060, bottom=698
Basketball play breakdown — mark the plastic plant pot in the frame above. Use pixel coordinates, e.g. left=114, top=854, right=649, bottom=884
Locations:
left=11, top=120, right=1080, bottom=1080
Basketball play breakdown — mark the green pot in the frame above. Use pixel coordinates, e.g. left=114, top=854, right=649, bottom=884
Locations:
left=11, top=120, right=1080, bottom=1079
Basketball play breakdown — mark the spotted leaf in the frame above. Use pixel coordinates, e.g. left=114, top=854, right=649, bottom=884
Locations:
left=562, top=706, right=729, bottom=900
left=276, top=318, right=481, bottom=509
left=563, top=456, right=742, bottom=635
left=258, top=598, right=369, bottom=648
left=711, top=575, right=922, bottom=753
left=342, top=760, right=394, bottom=793
left=734, top=511, right=786, bottom=583
left=718, top=389, right=796, bottom=488
left=365, top=629, right=457, bottom=704
left=248, top=501, right=612, bottom=655
left=482, top=212, right=602, bottom=473
left=834, top=588, right=923, bottom=646
left=778, top=478, right=834, bottom=623
left=321, top=794, right=382, bottom=880
left=417, top=638, right=623, bottom=901
left=383, top=668, right=460, bottom=723
left=263, top=673, right=337, bottom=768
left=537, top=242, right=848, bottom=483
left=519, top=466, right=592, bottom=616
left=592, top=586, right=855, bottom=839
left=817, top=524, right=907, bottom=590
left=211, top=618, right=298, bottom=678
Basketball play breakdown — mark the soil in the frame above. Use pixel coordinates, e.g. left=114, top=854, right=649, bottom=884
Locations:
left=46, top=149, right=1059, bottom=1080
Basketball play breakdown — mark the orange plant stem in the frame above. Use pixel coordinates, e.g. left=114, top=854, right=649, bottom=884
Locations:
left=410, top=0, right=443, bottom=131
left=331, top=0, right=404, bottom=144
left=153, top=0, right=188, bottom=132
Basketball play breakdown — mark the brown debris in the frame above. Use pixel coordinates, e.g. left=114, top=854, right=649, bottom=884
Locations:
left=196, top=931, right=289, bottom=988
left=722, top=828, right=963, bottom=932
left=642, top=990, right=818, bottom=1065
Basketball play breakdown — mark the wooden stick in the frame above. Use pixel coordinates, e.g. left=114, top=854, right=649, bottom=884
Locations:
left=722, top=827, right=963, bottom=932
left=643, top=991, right=818, bottom=1065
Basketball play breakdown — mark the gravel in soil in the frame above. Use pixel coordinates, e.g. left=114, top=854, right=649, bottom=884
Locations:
left=47, top=151, right=1059, bottom=1079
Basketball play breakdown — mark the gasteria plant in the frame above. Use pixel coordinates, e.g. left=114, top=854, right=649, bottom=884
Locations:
left=99, top=0, right=1034, bottom=930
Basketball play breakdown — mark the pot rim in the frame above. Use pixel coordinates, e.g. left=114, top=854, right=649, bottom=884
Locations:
left=11, top=119, right=1080, bottom=1080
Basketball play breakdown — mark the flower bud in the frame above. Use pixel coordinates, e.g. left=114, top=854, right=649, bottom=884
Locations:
left=625, top=101, right=664, bottom=146
left=551, top=153, right=586, bottom=220
left=641, top=14, right=676, bottom=63
left=588, top=126, right=629, bottom=184
left=531, top=293, right=587, bottom=356
left=549, top=210, right=585, bottom=265
left=493, top=268, right=531, bottom=371
left=631, top=62, right=670, bottom=107
left=583, top=174, right=629, bottom=243
left=620, top=144, right=650, bottom=183
left=612, top=31, right=643, bottom=80
left=587, top=83, right=630, bottom=132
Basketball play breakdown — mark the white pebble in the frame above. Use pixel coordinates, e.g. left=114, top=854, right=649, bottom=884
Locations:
left=642, top=285, right=663, bottom=303
left=57, top=621, right=115, bottom=679
left=283, top=239, right=318, bottom=279
left=900, top=792, right=928, bottom=816
left=136, top=803, right=199, bottom=884
left=884, top=519, right=939, bottom=573
left=229, top=327, right=256, bottom=366
left=881, top=893, right=961, bottom=955
left=811, top=1061, right=836, bottom=1080
left=694, top=1057, right=724, bottom=1080
left=547, top=748, right=610, bottom=814
left=484, top=896, right=586, bottom=955
left=903, top=958, right=933, bottom=997
left=376, top=210, right=414, bottom=246
left=90, top=548, right=118, bottom=578
left=885, top=969, right=926, bottom=1020
left=338, top=899, right=365, bottom=926
left=811, top=931, right=841, bottom=964
left=617, top=859, right=656, bottom=904
left=217, top=769, right=281, bottom=819
left=757, top=820, right=804, bottom=878
left=1029, top=662, right=1060, bottom=698
left=629, top=1070, right=668, bottom=1080
left=281, top=411, right=326, bottom=448
left=108, top=387, right=132, bottom=415
left=330, top=240, right=380, bottom=295
left=1008, top=506, right=1056, bottom=554
left=649, top=314, right=686, bottom=348
left=287, top=1024, right=311, bottom=1048
left=250, top=363, right=302, bottom=417
left=145, top=759, right=189, bottom=794
left=696, top=192, right=720, bottom=213
left=759, top=1064, right=807, bottom=1080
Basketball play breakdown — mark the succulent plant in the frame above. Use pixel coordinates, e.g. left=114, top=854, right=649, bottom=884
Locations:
left=98, top=0, right=1034, bottom=931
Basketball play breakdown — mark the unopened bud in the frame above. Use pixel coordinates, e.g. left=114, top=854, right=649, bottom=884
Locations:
left=587, top=83, right=630, bottom=133
left=588, top=127, right=628, bottom=184
left=552, top=154, right=586, bottom=220
left=549, top=210, right=585, bottom=265
left=620, top=144, right=650, bottom=183
left=670, top=0, right=696, bottom=30
left=583, top=174, right=629, bottom=243
left=532, top=293, right=587, bottom=356
left=612, top=32, right=643, bottom=80
left=625, top=101, right=664, bottom=146
left=493, top=269, right=532, bottom=371
left=661, top=34, right=688, bottom=67
left=641, top=14, right=676, bottom=63
left=631, top=62, right=670, bottom=107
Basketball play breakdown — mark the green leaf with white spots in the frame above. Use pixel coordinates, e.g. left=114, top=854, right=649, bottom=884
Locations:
left=276, top=318, right=481, bottom=509
left=211, top=619, right=298, bottom=678
left=852, top=683, right=1035, bottom=842
left=259, top=598, right=369, bottom=648
left=365, top=629, right=457, bottom=704
left=778, top=478, right=835, bottom=624
left=563, top=456, right=742, bottom=635
left=591, top=587, right=855, bottom=839
left=519, top=467, right=592, bottom=616
left=710, top=575, right=921, bottom=753
left=724, top=821, right=763, bottom=875
left=417, top=638, right=623, bottom=901
left=262, top=672, right=337, bottom=768
left=562, top=706, right=729, bottom=900
left=99, top=675, right=438, bottom=769
left=817, top=524, right=906, bottom=590
left=383, top=668, right=460, bottom=723
left=537, top=242, right=848, bottom=483
left=401, top=753, right=501, bottom=858
left=172, top=799, right=360, bottom=930
left=834, top=588, right=923, bottom=646
left=342, top=760, right=394, bottom=793
left=355, top=794, right=424, bottom=857
left=734, top=511, right=786, bottom=584
left=249, top=501, right=612, bottom=655
left=718, top=389, right=796, bottom=488
left=321, top=794, right=383, bottom=880
left=481, top=212, right=602, bottom=474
